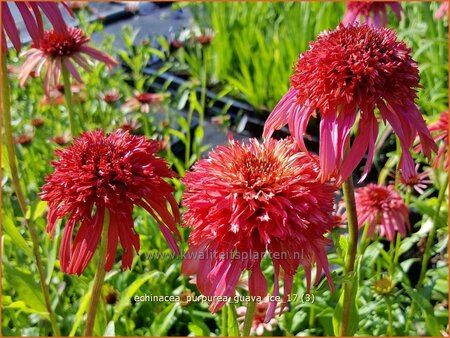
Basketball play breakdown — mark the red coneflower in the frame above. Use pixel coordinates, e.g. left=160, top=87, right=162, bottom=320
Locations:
left=119, top=118, right=142, bottom=134
left=389, top=164, right=432, bottom=194
left=123, top=92, right=168, bottom=113
left=40, top=129, right=181, bottom=275
left=343, top=2, right=402, bottom=28
left=101, top=89, right=121, bottom=104
left=354, top=184, right=409, bottom=241
left=18, top=27, right=117, bottom=95
left=51, top=132, right=71, bottom=146
left=182, top=138, right=337, bottom=321
left=169, top=39, right=183, bottom=52
left=236, top=300, right=282, bottom=336
left=31, top=117, right=45, bottom=128
left=427, top=111, right=448, bottom=170
left=14, top=133, right=33, bottom=145
left=435, top=2, right=449, bottom=19
left=2, top=2, right=72, bottom=53
left=264, top=23, right=437, bottom=184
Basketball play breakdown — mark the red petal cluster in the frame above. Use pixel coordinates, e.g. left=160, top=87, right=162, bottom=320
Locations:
left=40, top=130, right=180, bottom=275
left=181, top=138, right=337, bottom=321
left=264, top=23, right=437, bottom=183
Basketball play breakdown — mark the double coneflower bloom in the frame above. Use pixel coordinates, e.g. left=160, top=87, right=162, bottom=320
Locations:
left=182, top=138, right=337, bottom=321
left=354, top=184, right=409, bottom=241
left=40, top=130, right=180, bottom=274
left=264, top=23, right=437, bottom=183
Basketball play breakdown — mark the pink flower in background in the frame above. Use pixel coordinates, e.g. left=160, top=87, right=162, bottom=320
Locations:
left=18, top=27, right=117, bottom=95
left=123, top=92, right=168, bottom=113
left=40, top=130, right=181, bottom=275
left=182, top=138, right=337, bottom=322
left=343, top=2, right=402, bottom=27
left=101, top=89, right=121, bottom=104
left=354, top=184, right=409, bottom=241
left=2, top=2, right=72, bottom=53
left=51, top=132, right=71, bottom=146
left=389, top=164, right=432, bottom=194
left=40, top=83, right=86, bottom=106
left=237, top=301, right=282, bottom=336
left=264, top=23, right=437, bottom=184
left=435, top=2, right=449, bottom=19
left=427, top=111, right=449, bottom=170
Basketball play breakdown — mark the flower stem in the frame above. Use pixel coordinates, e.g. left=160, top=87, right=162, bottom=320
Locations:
left=61, top=63, right=78, bottom=137
left=386, top=297, right=394, bottom=336
left=358, top=221, right=370, bottom=256
left=2, top=53, right=61, bottom=336
left=339, top=175, right=359, bottom=336
left=405, top=174, right=448, bottom=333
left=84, top=208, right=110, bottom=336
left=242, top=300, right=256, bottom=337
left=417, top=174, right=448, bottom=287
left=221, top=303, right=228, bottom=336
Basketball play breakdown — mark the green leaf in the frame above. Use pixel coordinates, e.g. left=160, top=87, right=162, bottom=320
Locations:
left=114, top=271, right=160, bottom=316
left=26, top=200, right=47, bottom=221
left=2, top=213, right=32, bottom=257
left=94, top=295, right=107, bottom=336
left=177, top=116, right=190, bottom=132
left=168, top=129, right=186, bottom=143
left=187, top=323, right=204, bottom=336
left=338, top=235, right=348, bottom=256
left=4, top=301, right=48, bottom=315
left=194, top=126, right=204, bottom=143
left=69, top=288, right=92, bottom=336
left=3, top=263, right=46, bottom=314
left=332, top=262, right=359, bottom=336
left=149, top=302, right=179, bottom=336
left=188, top=316, right=211, bottom=337
left=227, top=303, right=239, bottom=337
left=403, top=284, right=442, bottom=336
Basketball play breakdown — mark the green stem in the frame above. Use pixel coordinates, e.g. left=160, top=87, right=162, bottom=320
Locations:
left=2, top=54, right=60, bottom=336
left=339, top=175, right=359, bottom=336
left=84, top=209, right=110, bottom=336
left=358, top=221, right=370, bottom=256
left=185, top=95, right=194, bottom=168
left=394, top=136, right=402, bottom=191
left=61, top=64, right=78, bottom=137
left=386, top=298, right=393, bottom=336
left=405, top=174, right=448, bottom=333
left=391, top=233, right=402, bottom=275
left=404, top=302, right=415, bottom=334
left=417, top=174, right=448, bottom=287
left=221, top=304, right=228, bottom=337
left=242, top=300, right=256, bottom=337
left=309, top=306, right=315, bottom=328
